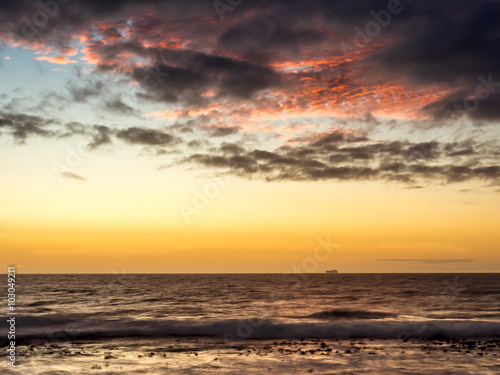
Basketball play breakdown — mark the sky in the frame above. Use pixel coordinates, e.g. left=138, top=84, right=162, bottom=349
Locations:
left=0, top=0, right=499, bottom=273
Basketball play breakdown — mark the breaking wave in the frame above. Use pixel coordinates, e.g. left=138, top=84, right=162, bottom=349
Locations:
left=304, top=309, right=396, bottom=320
left=3, top=316, right=500, bottom=344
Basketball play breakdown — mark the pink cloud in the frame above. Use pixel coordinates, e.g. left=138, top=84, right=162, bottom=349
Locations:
left=35, top=56, right=77, bottom=65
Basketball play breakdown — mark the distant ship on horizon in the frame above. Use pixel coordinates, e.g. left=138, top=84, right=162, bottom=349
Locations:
left=325, top=269, right=338, bottom=273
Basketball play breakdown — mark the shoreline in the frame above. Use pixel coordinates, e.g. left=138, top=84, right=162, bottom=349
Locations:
left=1, top=337, right=499, bottom=374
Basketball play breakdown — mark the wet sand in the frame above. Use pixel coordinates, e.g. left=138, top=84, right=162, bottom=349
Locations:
left=2, top=337, right=499, bottom=374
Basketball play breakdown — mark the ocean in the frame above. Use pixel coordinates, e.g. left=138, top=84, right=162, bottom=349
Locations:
left=1, top=273, right=499, bottom=374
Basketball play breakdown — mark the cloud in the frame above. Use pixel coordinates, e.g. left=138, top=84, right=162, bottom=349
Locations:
left=218, top=12, right=329, bottom=62
left=116, top=126, right=180, bottom=146
left=1, top=0, right=500, bottom=189
left=103, top=97, right=138, bottom=116
left=58, top=47, right=78, bottom=56
left=88, top=125, right=113, bottom=149
left=424, top=91, right=500, bottom=121
left=366, top=1, right=500, bottom=120
left=0, top=112, right=56, bottom=142
left=176, top=131, right=500, bottom=184
left=35, top=56, right=76, bottom=65
left=209, top=126, right=240, bottom=137
left=375, top=259, right=476, bottom=264
left=2, top=0, right=500, bottom=121
left=130, top=56, right=282, bottom=105
left=0, top=107, right=498, bottom=186
left=0, top=109, right=183, bottom=152
left=220, top=142, right=245, bottom=154
left=0, top=108, right=186, bottom=151
left=61, top=171, right=86, bottom=181
left=66, top=79, right=105, bottom=103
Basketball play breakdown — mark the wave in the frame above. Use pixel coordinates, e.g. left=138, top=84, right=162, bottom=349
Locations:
left=399, top=290, right=420, bottom=295
left=53, top=289, right=95, bottom=295
left=427, top=313, right=500, bottom=320
left=33, top=308, right=53, bottom=313
left=304, top=309, right=395, bottom=320
left=11, top=315, right=91, bottom=327
left=3, top=316, right=500, bottom=344
left=334, top=296, right=359, bottom=301
left=462, top=289, right=500, bottom=296
left=26, top=300, right=59, bottom=307
left=142, top=298, right=163, bottom=303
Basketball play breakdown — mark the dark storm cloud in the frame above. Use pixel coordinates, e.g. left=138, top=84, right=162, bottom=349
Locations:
left=86, top=124, right=183, bottom=148
left=116, top=126, right=180, bottom=146
left=1, top=0, right=500, bottom=188
left=129, top=55, right=281, bottom=105
left=0, top=109, right=182, bottom=150
left=176, top=133, right=500, bottom=184
left=62, top=121, right=87, bottom=136
left=370, top=1, right=500, bottom=84
left=424, top=91, right=500, bottom=121
left=83, top=36, right=281, bottom=105
left=3, top=0, right=500, bottom=118
left=0, top=108, right=498, bottom=185
left=131, top=64, right=209, bottom=105
left=88, top=125, right=113, bottom=149
left=66, top=79, right=104, bottom=103
left=444, top=141, right=476, bottom=157
left=186, top=153, right=259, bottom=174
left=0, top=112, right=56, bottom=142
left=209, top=126, right=240, bottom=137
left=365, top=1, right=500, bottom=120
left=220, top=142, right=245, bottom=154
left=218, top=12, right=329, bottom=62
left=309, top=132, right=367, bottom=147
left=165, top=115, right=212, bottom=134
left=0, top=0, right=215, bottom=46
left=103, top=97, right=138, bottom=116
left=187, top=139, right=209, bottom=148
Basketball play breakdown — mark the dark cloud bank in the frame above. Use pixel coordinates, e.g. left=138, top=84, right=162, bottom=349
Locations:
left=1, top=0, right=500, bottom=118
left=1, top=0, right=500, bottom=185
left=2, top=109, right=499, bottom=185
left=176, top=131, right=500, bottom=185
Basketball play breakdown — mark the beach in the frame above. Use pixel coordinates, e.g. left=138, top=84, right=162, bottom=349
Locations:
left=1, top=273, right=500, bottom=373
left=3, top=337, right=500, bottom=374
